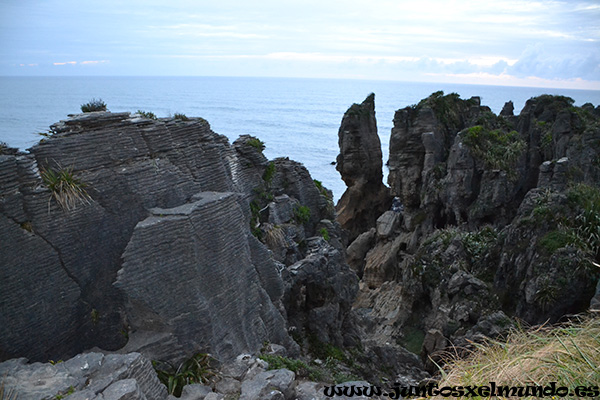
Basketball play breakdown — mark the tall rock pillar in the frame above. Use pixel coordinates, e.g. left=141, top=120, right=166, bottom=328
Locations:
left=336, top=93, right=391, bottom=242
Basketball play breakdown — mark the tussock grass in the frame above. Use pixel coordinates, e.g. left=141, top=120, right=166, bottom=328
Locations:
left=41, top=166, right=91, bottom=211
left=435, top=316, right=600, bottom=398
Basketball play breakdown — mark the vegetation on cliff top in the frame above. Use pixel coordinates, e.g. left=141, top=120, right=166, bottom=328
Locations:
left=80, top=98, right=107, bottom=113
left=435, top=316, right=600, bottom=399
left=462, top=125, right=525, bottom=173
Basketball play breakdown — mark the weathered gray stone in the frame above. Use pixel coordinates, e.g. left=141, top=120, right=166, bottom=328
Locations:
left=115, top=192, right=292, bottom=362
left=239, top=369, right=295, bottom=400
left=0, top=352, right=166, bottom=400
left=102, top=379, right=146, bottom=400
left=180, top=384, right=212, bottom=400
left=376, top=211, right=400, bottom=239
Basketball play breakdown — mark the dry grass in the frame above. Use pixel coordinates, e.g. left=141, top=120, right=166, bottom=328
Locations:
left=433, top=316, right=600, bottom=399
left=0, top=378, right=17, bottom=400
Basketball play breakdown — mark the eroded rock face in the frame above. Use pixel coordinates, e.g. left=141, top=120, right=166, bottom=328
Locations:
left=115, top=192, right=293, bottom=362
left=0, top=112, right=352, bottom=365
left=348, top=92, right=600, bottom=366
left=336, top=94, right=391, bottom=243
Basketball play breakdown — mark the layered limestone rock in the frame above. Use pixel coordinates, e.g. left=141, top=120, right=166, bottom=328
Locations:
left=0, top=111, right=355, bottom=367
left=347, top=92, right=600, bottom=369
left=336, top=94, right=391, bottom=243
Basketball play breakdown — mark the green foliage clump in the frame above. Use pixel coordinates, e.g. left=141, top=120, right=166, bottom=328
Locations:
left=259, top=354, right=323, bottom=382
left=462, top=226, right=498, bottom=264
left=418, top=91, right=463, bottom=128
left=263, top=161, right=276, bottom=184
left=319, top=227, right=330, bottom=241
left=308, top=336, right=347, bottom=363
left=539, top=230, right=572, bottom=254
left=81, top=98, right=107, bottom=112
left=247, top=137, right=265, bottom=152
left=294, top=205, right=311, bottom=224
left=137, top=110, right=158, bottom=120
left=41, top=166, right=91, bottom=211
left=565, top=183, right=600, bottom=259
left=541, top=132, right=553, bottom=149
left=173, top=113, right=189, bottom=121
left=462, top=125, right=525, bottom=173
left=153, top=353, right=217, bottom=397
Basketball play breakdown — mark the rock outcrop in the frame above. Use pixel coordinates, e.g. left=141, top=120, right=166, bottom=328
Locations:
left=336, top=94, right=392, bottom=243
left=0, top=112, right=355, bottom=369
left=0, top=352, right=166, bottom=400
left=349, top=92, right=600, bottom=369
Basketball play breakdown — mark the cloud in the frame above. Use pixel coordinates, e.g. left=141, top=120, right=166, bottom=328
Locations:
left=81, top=60, right=109, bottom=64
left=53, top=61, right=77, bottom=66
left=508, top=44, right=600, bottom=80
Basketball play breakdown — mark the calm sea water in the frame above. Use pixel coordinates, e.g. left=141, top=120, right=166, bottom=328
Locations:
left=2, top=76, right=599, bottom=200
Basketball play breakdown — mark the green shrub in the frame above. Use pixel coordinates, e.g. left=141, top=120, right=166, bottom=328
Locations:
left=153, top=353, right=216, bottom=397
left=263, top=161, right=276, bottom=184
left=247, top=137, right=265, bottom=152
left=462, top=125, right=525, bottom=173
left=173, top=113, right=189, bottom=121
left=41, top=166, right=91, bottom=211
left=462, top=226, right=498, bottom=264
left=539, top=230, right=572, bottom=253
left=294, top=205, right=311, bottom=224
left=319, top=227, right=330, bottom=241
left=81, top=98, right=107, bottom=112
left=137, top=110, right=158, bottom=120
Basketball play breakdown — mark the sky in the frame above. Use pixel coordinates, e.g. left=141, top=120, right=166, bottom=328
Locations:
left=1, top=0, right=599, bottom=89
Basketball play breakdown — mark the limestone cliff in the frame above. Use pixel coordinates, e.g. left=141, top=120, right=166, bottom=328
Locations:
left=349, top=92, right=600, bottom=369
left=0, top=111, right=356, bottom=366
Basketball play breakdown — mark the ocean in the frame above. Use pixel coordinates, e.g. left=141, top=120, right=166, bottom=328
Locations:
left=2, top=76, right=600, bottom=201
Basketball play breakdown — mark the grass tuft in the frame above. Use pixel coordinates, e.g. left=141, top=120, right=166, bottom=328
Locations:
left=153, top=353, right=217, bottom=397
left=40, top=166, right=91, bottom=211
left=173, top=113, right=189, bottom=121
left=435, top=317, right=600, bottom=398
left=136, top=110, right=158, bottom=120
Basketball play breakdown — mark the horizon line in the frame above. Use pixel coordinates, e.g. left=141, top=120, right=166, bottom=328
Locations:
left=2, top=74, right=600, bottom=92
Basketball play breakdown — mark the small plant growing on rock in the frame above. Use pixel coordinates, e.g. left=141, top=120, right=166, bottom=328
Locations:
left=136, top=110, right=158, bottom=120
left=173, top=113, right=189, bottom=121
left=41, top=166, right=91, bottom=211
left=462, top=125, right=525, bottom=174
left=294, top=205, right=311, bottom=224
left=80, top=98, right=107, bottom=112
left=263, top=161, right=276, bottom=184
left=153, top=353, right=217, bottom=397
left=320, top=227, right=330, bottom=241
left=247, top=137, right=265, bottom=152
